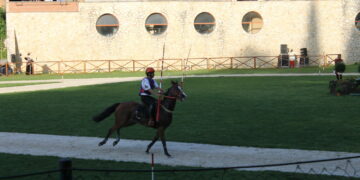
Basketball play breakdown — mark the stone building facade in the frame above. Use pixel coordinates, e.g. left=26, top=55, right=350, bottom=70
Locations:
left=5, top=0, right=360, bottom=65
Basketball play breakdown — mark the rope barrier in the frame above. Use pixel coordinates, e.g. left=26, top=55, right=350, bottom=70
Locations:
left=71, top=155, right=360, bottom=173
left=1, top=155, right=360, bottom=179
left=0, top=169, right=59, bottom=179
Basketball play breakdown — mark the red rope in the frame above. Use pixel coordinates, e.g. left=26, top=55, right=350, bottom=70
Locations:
left=155, top=95, right=176, bottom=122
left=155, top=98, right=161, bottom=122
left=164, top=95, right=176, bottom=99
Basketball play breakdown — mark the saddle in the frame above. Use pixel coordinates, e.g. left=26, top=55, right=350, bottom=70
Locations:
left=134, top=103, right=158, bottom=124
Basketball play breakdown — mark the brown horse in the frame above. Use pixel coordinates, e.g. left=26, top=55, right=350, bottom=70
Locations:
left=93, top=81, right=187, bottom=157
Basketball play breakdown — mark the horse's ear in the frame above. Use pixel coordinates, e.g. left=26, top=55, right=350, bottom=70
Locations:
left=171, top=80, right=178, bottom=85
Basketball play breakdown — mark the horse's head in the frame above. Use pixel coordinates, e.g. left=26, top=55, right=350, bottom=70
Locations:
left=165, top=81, right=187, bottom=101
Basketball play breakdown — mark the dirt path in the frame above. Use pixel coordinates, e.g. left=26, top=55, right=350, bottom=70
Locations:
left=0, top=132, right=359, bottom=177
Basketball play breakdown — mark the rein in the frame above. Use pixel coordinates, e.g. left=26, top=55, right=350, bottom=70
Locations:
left=156, top=86, right=182, bottom=118
left=163, top=95, right=177, bottom=100
left=161, top=105, right=173, bottom=113
left=159, top=94, right=178, bottom=114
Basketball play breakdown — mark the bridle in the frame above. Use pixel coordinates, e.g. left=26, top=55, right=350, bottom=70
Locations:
left=160, top=95, right=177, bottom=114
left=159, top=86, right=184, bottom=113
left=163, top=85, right=184, bottom=101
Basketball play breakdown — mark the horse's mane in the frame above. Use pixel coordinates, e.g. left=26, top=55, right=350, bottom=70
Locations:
left=164, top=81, right=178, bottom=96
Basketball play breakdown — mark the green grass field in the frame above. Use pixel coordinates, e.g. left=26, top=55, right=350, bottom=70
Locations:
left=1, top=76, right=359, bottom=152
left=1, top=74, right=359, bottom=179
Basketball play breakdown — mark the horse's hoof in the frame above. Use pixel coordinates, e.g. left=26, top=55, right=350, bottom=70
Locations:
left=145, top=150, right=150, bottom=154
left=98, top=141, right=105, bottom=146
left=113, top=141, right=119, bottom=146
left=165, top=153, right=172, bottom=158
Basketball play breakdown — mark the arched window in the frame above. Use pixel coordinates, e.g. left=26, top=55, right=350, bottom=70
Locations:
left=96, top=14, right=119, bottom=37
left=355, top=12, right=360, bottom=31
left=145, top=13, right=168, bottom=35
left=242, top=11, right=263, bottom=34
left=194, top=12, right=215, bottom=34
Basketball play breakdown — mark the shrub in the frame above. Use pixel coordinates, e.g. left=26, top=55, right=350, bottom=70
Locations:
left=329, top=78, right=359, bottom=95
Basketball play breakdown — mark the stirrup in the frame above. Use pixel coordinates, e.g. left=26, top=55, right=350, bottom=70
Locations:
left=148, top=120, right=155, bottom=127
left=134, top=110, right=141, bottom=120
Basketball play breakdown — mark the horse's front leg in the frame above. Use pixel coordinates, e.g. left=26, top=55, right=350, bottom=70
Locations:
left=159, top=128, right=171, bottom=157
left=146, top=130, right=159, bottom=154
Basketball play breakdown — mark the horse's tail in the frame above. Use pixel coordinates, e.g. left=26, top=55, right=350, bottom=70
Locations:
left=93, top=103, right=120, bottom=123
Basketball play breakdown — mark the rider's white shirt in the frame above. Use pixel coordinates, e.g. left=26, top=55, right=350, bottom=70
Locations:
left=140, top=78, right=159, bottom=96
left=289, top=52, right=296, bottom=61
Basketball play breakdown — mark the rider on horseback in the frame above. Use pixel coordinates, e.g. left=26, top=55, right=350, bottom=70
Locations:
left=137, top=67, right=163, bottom=126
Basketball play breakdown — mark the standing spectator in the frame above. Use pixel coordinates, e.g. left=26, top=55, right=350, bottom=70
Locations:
left=334, top=54, right=345, bottom=80
left=334, top=54, right=343, bottom=64
left=289, top=49, right=296, bottom=68
left=25, top=53, right=34, bottom=75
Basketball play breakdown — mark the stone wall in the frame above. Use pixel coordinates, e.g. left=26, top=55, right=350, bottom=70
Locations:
left=342, top=0, right=360, bottom=63
left=5, top=0, right=360, bottom=64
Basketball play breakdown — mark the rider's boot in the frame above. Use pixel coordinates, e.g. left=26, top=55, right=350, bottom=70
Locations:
left=148, top=117, right=155, bottom=127
left=147, top=104, right=155, bottom=127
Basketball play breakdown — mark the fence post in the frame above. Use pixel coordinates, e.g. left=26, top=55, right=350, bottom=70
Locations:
left=5, top=63, right=8, bottom=76
left=32, top=62, right=35, bottom=75
left=230, top=57, right=233, bottom=69
left=108, top=60, right=111, bottom=72
left=58, top=62, right=61, bottom=74
left=253, top=57, right=257, bottom=69
left=206, top=58, right=209, bottom=70
left=59, top=158, right=72, bottom=180
left=133, top=60, right=135, bottom=72
left=181, top=58, right=184, bottom=71
left=151, top=153, right=155, bottom=180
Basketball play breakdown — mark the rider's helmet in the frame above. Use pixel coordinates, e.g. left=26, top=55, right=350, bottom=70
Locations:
left=145, top=67, right=155, bottom=76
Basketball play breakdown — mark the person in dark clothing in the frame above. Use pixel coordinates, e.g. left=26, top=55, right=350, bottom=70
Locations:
left=25, top=53, right=34, bottom=75
left=334, top=54, right=345, bottom=80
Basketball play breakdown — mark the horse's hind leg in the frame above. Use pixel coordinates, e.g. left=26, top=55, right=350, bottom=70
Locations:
left=99, top=127, right=117, bottom=146
left=113, top=129, right=121, bottom=146
left=112, top=113, right=137, bottom=146
left=146, top=131, right=159, bottom=154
